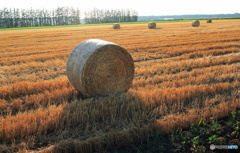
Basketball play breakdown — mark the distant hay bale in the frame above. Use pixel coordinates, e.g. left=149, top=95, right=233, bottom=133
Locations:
left=66, top=39, right=134, bottom=97
left=206, top=19, right=212, bottom=23
left=192, top=20, right=200, bottom=27
left=112, top=23, right=120, bottom=29
left=148, top=22, right=156, bottom=29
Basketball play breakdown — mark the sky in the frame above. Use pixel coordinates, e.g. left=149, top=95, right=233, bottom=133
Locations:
left=1, top=0, right=239, bottom=16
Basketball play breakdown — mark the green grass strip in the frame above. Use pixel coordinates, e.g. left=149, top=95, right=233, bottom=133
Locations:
left=0, top=17, right=239, bottom=31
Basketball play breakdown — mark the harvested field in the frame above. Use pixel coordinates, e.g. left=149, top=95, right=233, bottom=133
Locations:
left=0, top=20, right=240, bottom=152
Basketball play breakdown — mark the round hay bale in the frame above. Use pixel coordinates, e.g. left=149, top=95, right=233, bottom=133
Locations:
left=112, top=23, right=120, bottom=29
left=192, top=20, right=200, bottom=27
left=206, top=19, right=212, bottom=23
left=148, top=22, right=156, bottom=29
left=66, top=39, right=134, bottom=97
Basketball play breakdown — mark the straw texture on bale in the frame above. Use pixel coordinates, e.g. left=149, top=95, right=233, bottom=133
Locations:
left=112, top=23, right=120, bottom=29
left=66, top=39, right=134, bottom=97
left=148, top=22, right=156, bottom=29
left=206, top=19, right=212, bottom=23
left=192, top=20, right=200, bottom=27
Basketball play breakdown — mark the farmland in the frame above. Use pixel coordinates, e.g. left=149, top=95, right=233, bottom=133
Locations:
left=0, top=19, right=240, bottom=152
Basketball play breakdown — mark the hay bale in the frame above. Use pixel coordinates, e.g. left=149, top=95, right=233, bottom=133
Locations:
left=66, top=39, right=134, bottom=97
left=206, top=19, right=212, bottom=23
left=148, top=22, right=156, bottom=29
left=112, top=23, right=120, bottom=29
left=192, top=20, right=200, bottom=27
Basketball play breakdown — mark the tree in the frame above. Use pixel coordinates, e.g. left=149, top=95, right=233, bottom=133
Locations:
left=0, top=7, right=81, bottom=28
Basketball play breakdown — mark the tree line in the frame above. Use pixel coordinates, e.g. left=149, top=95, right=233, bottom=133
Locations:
left=0, top=7, right=80, bottom=28
left=84, top=8, right=138, bottom=24
left=0, top=7, right=138, bottom=28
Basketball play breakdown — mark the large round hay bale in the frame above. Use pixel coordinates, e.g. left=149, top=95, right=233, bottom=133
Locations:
left=112, top=23, right=120, bottom=29
left=206, top=19, right=212, bottom=23
left=66, top=39, right=134, bottom=97
left=192, top=20, right=200, bottom=27
left=148, top=22, right=156, bottom=29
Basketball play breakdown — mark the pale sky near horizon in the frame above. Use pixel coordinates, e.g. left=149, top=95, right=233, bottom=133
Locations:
left=1, top=0, right=239, bottom=16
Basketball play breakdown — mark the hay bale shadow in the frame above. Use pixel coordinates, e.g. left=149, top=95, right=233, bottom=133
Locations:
left=39, top=92, right=157, bottom=153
